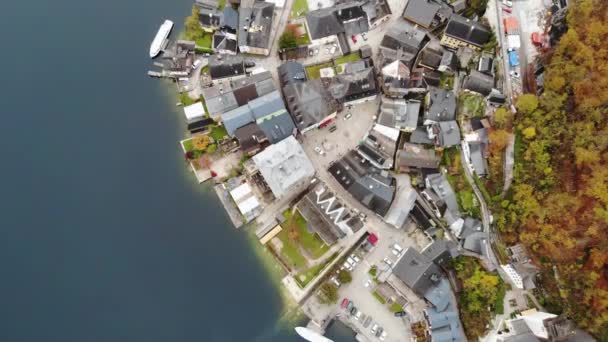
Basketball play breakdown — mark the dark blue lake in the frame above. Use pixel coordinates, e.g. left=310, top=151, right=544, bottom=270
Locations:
left=0, top=0, right=354, bottom=341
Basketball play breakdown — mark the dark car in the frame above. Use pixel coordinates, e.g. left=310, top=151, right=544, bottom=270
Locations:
left=394, top=311, right=407, bottom=317
left=376, top=327, right=383, bottom=337
left=350, top=307, right=358, bottom=316
left=346, top=302, right=354, bottom=311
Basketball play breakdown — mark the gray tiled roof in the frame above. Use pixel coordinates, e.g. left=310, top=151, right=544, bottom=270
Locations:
left=306, top=8, right=344, bottom=40
left=379, top=97, right=420, bottom=132
left=463, top=70, right=494, bottom=96
left=278, top=61, right=306, bottom=86
left=435, top=121, right=461, bottom=147
left=444, top=14, right=491, bottom=47
left=426, top=173, right=459, bottom=216
left=392, top=248, right=443, bottom=294
left=469, top=142, right=487, bottom=176
left=283, top=79, right=339, bottom=131
left=426, top=88, right=456, bottom=123
left=238, top=2, right=275, bottom=49
left=398, top=143, right=440, bottom=169
left=402, top=0, right=441, bottom=28
left=221, top=105, right=254, bottom=136
left=410, top=126, right=434, bottom=145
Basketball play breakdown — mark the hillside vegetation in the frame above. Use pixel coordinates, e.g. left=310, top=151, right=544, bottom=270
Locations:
left=494, top=0, right=608, bottom=337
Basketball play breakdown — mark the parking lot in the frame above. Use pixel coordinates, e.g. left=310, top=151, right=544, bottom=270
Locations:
left=326, top=221, right=430, bottom=342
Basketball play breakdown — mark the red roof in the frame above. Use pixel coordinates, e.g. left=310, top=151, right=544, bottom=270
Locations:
left=367, top=233, right=378, bottom=245
left=503, top=17, right=518, bottom=34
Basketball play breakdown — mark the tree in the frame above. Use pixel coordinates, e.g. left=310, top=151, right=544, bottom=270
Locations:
left=193, top=135, right=210, bottom=151
left=184, top=6, right=203, bottom=40
left=516, top=94, right=539, bottom=115
left=279, top=31, right=297, bottom=49
left=337, top=270, right=352, bottom=284
left=522, top=126, right=536, bottom=140
left=318, top=283, right=338, bottom=304
left=493, top=107, right=513, bottom=128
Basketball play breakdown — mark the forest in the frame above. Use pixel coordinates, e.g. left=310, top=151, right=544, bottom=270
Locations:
left=494, top=0, right=608, bottom=337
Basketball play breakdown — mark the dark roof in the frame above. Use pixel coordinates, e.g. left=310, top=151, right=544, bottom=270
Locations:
left=199, top=8, right=223, bottom=27
left=329, top=67, right=378, bottom=103
left=306, top=9, right=345, bottom=40
left=283, top=79, right=339, bottom=131
left=380, top=21, right=427, bottom=55
left=393, top=248, right=443, bottom=294
left=209, top=55, right=245, bottom=79
left=213, top=31, right=238, bottom=53
left=398, top=143, right=440, bottom=170
left=402, top=0, right=441, bottom=28
left=463, top=70, right=494, bottom=96
left=478, top=56, right=494, bottom=74
left=328, top=151, right=395, bottom=216
left=278, top=61, right=306, bottom=86
left=421, top=240, right=456, bottom=268
left=222, top=6, right=239, bottom=31
left=234, top=122, right=267, bottom=151
left=444, top=14, right=492, bottom=47
left=410, top=127, right=434, bottom=145
left=426, top=88, right=457, bottom=122
left=419, top=46, right=444, bottom=70
left=336, top=4, right=366, bottom=21
left=238, top=2, right=275, bottom=49
left=187, top=118, right=215, bottom=133
left=233, top=84, right=259, bottom=106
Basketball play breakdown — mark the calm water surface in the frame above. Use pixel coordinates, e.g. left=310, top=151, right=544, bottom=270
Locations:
left=0, top=0, right=354, bottom=341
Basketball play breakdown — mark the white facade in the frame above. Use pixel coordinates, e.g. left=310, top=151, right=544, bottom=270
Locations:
left=501, top=264, right=524, bottom=289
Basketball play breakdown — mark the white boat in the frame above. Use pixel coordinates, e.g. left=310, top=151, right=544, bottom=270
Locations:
left=149, top=19, right=174, bottom=58
left=294, top=327, right=334, bottom=342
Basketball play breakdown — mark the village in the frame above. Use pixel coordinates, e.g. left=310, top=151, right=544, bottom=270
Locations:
left=148, top=0, right=583, bottom=341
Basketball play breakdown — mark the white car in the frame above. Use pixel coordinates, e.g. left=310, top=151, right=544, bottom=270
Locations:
left=314, top=146, right=325, bottom=155
left=364, top=279, right=372, bottom=288
left=343, top=261, right=353, bottom=271
left=380, top=331, right=387, bottom=341
left=331, top=277, right=341, bottom=287
left=391, top=249, right=401, bottom=256
left=352, top=255, right=361, bottom=263
left=510, top=70, right=520, bottom=78
left=502, top=0, right=513, bottom=7
left=355, top=311, right=363, bottom=320
left=393, top=243, right=403, bottom=253
left=371, top=323, right=379, bottom=334
left=383, top=257, right=393, bottom=266
left=192, top=59, right=202, bottom=69
left=344, top=112, right=352, bottom=120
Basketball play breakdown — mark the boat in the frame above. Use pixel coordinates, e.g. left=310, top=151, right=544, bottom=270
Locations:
left=149, top=19, right=174, bottom=58
left=294, top=327, right=334, bottom=342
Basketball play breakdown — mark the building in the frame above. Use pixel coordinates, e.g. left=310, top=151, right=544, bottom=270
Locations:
left=329, top=150, right=395, bottom=216
left=222, top=6, right=239, bottom=32
left=384, top=174, right=417, bottom=229
left=428, top=120, right=461, bottom=148
left=234, top=122, right=268, bottom=155
left=278, top=61, right=306, bottom=87
left=440, top=14, right=492, bottom=50
left=402, top=0, right=441, bottom=28
left=183, top=102, right=207, bottom=122
left=357, top=123, right=400, bottom=170
left=418, top=43, right=444, bottom=70
left=425, top=88, right=456, bottom=124
left=187, top=117, right=215, bottom=134
left=238, top=2, right=275, bottom=56
left=397, top=143, right=440, bottom=172
left=378, top=97, right=421, bottom=132
left=213, top=31, right=238, bottom=55
left=498, top=310, right=577, bottom=342
left=378, top=20, right=428, bottom=69
left=421, top=239, right=457, bottom=268
left=424, top=173, right=459, bottom=217
left=305, top=8, right=345, bottom=43
left=252, top=136, right=315, bottom=198
left=229, top=181, right=263, bottom=222
left=329, top=65, right=378, bottom=105
left=462, top=70, right=494, bottom=96
left=199, top=7, right=223, bottom=31
left=208, top=54, right=246, bottom=83
left=296, top=181, right=364, bottom=245
left=282, top=79, right=339, bottom=133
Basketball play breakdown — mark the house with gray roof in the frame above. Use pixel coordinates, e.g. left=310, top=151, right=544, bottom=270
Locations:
left=468, top=142, right=487, bottom=176
left=195, top=0, right=219, bottom=10
left=328, top=150, right=395, bottom=216
left=410, top=127, right=434, bottom=145
left=425, top=88, right=457, bottom=124
left=438, top=50, right=458, bottom=73
left=392, top=247, right=444, bottom=295
left=425, top=303, right=465, bottom=342
left=418, top=43, right=444, bottom=70
left=422, top=240, right=457, bottom=268
left=463, top=70, right=494, bottom=96
left=402, top=0, right=441, bottom=28
left=283, top=79, right=339, bottom=133
left=428, top=120, right=461, bottom=148
left=199, top=7, right=223, bottom=30
left=378, top=97, right=421, bottom=132
left=296, top=181, right=363, bottom=245
left=252, top=136, right=315, bottom=198
left=204, top=71, right=276, bottom=118
left=305, top=8, right=345, bottom=41
left=221, top=105, right=256, bottom=137
left=378, top=20, right=428, bottom=69
left=238, top=2, right=275, bottom=56
left=249, top=90, right=296, bottom=143
left=441, top=14, right=492, bottom=50
left=425, top=173, right=459, bottom=216
left=222, top=6, right=239, bottom=32
left=278, top=61, right=306, bottom=87
left=208, top=54, right=246, bottom=83
left=397, top=143, right=440, bottom=172
left=213, top=31, right=238, bottom=55
left=329, top=66, right=378, bottom=105
left=234, top=122, right=268, bottom=155
left=384, top=174, right=417, bottom=229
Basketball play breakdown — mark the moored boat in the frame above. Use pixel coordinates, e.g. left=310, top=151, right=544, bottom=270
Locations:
left=149, top=19, right=173, bottom=58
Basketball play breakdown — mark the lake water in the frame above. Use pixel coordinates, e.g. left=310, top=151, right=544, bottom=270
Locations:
left=0, top=0, right=356, bottom=341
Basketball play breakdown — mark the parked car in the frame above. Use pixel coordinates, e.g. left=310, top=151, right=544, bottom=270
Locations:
left=363, top=316, right=372, bottom=328
left=346, top=302, right=354, bottom=311
left=355, top=311, right=363, bottom=320
left=509, top=70, right=520, bottom=78
left=502, top=6, right=512, bottom=13
left=376, top=327, right=384, bottom=337
left=391, top=249, right=401, bottom=256
left=364, top=279, right=372, bottom=288
left=192, top=59, right=202, bottom=69
left=344, top=112, right=352, bottom=120
left=502, top=0, right=513, bottom=7
left=352, top=255, right=361, bottom=263
left=394, top=311, right=407, bottom=317
left=351, top=35, right=357, bottom=43
left=371, top=324, right=379, bottom=334
left=393, top=243, right=403, bottom=253
left=362, top=32, right=367, bottom=41
left=341, top=298, right=350, bottom=309
left=331, top=277, right=341, bottom=287
left=343, top=261, right=353, bottom=271
left=380, top=331, right=387, bottom=341
left=350, top=307, right=358, bottom=316
left=383, top=257, right=393, bottom=266
left=347, top=256, right=356, bottom=266
left=309, top=49, right=314, bottom=56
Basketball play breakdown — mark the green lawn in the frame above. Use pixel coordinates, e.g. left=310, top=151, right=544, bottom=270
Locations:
left=276, top=229, right=308, bottom=270
left=334, top=52, right=361, bottom=65
left=389, top=302, right=403, bottom=312
left=218, top=0, right=226, bottom=10
left=179, top=92, right=196, bottom=106
left=305, top=62, right=334, bottom=79
left=284, top=210, right=329, bottom=259
left=294, top=252, right=338, bottom=288
left=290, top=0, right=309, bottom=18
left=373, top=291, right=386, bottom=304
left=458, top=92, right=486, bottom=118
left=209, top=125, right=228, bottom=140
left=195, top=33, right=213, bottom=49
left=182, top=138, right=194, bottom=152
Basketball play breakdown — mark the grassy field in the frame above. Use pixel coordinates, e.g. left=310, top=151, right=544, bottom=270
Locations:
left=294, top=252, right=338, bottom=288
left=389, top=302, right=403, bottom=312
left=182, top=138, right=194, bottom=152
left=195, top=32, right=213, bottom=49
left=276, top=229, right=308, bottom=269
left=295, top=24, right=311, bottom=46
left=458, top=92, right=486, bottom=118
left=290, top=0, right=309, bottom=18
left=305, top=62, right=334, bottom=79
left=334, top=52, right=361, bottom=65
left=443, top=148, right=481, bottom=218
left=209, top=125, right=228, bottom=140
left=284, top=210, right=329, bottom=259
